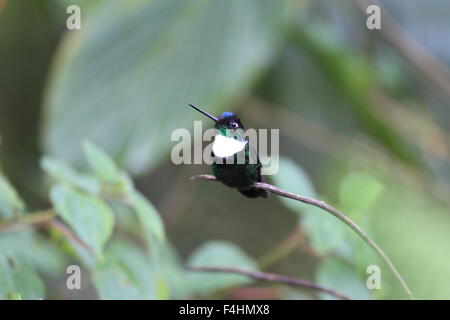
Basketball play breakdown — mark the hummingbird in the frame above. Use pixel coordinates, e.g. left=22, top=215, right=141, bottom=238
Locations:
left=189, top=104, right=268, bottom=198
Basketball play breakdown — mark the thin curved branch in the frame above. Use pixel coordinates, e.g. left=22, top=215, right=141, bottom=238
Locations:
left=43, top=219, right=94, bottom=254
left=187, top=266, right=350, bottom=300
left=0, top=209, right=94, bottom=254
left=0, top=209, right=56, bottom=231
left=191, top=174, right=415, bottom=300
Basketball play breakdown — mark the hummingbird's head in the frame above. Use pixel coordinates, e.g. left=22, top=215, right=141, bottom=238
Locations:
left=215, top=112, right=244, bottom=131
left=188, top=104, right=244, bottom=136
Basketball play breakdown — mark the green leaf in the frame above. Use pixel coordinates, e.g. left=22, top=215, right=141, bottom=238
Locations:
left=92, top=239, right=174, bottom=300
left=0, top=253, right=45, bottom=300
left=149, top=243, right=187, bottom=299
left=0, top=173, right=25, bottom=219
left=43, top=0, right=290, bottom=175
left=339, top=172, right=384, bottom=216
left=82, top=140, right=135, bottom=195
left=316, top=258, right=371, bottom=300
left=50, top=184, right=114, bottom=258
left=82, top=140, right=122, bottom=184
left=8, top=255, right=46, bottom=300
left=128, top=190, right=165, bottom=244
left=99, top=239, right=169, bottom=299
left=41, top=156, right=101, bottom=194
left=272, top=157, right=346, bottom=254
left=0, top=229, right=67, bottom=275
left=92, top=260, right=141, bottom=300
left=186, top=241, right=257, bottom=295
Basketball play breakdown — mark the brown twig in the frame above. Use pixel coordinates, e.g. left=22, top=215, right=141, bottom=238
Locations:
left=191, top=174, right=415, bottom=300
left=0, top=209, right=94, bottom=254
left=0, top=209, right=56, bottom=231
left=187, top=266, right=350, bottom=300
left=43, top=219, right=94, bottom=253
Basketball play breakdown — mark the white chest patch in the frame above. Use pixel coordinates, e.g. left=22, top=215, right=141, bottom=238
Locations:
left=212, top=134, right=247, bottom=158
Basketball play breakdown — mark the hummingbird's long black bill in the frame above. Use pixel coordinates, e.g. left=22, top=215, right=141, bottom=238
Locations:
left=188, top=104, right=218, bottom=122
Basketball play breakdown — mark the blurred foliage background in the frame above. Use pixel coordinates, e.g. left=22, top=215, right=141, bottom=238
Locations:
left=0, top=0, right=449, bottom=300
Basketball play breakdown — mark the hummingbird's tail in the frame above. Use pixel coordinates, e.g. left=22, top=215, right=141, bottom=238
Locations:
left=238, top=187, right=268, bottom=198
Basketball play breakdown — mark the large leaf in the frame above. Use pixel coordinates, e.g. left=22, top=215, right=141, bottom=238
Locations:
left=81, top=140, right=166, bottom=253
left=0, top=229, right=67, bottom=275
left=149, top=243, right=187, bottom=299
left=127, top=189, right=165, bottom=245
left=0, top=253, right=45, bottom=300
left=41, top=156, right=101, bottom=194
left=82, top=140, right=123, bottom=185
left=92, top=260, right=141, bottom=300
left=43, top=0, right=289, bottom=175
left=186, top=241, right=257, bottom=295
left=50, top=184, right=114, bottom=258
left=82, top=140, right=135, bottom=197
left=92, top=240, right=162, bottom=300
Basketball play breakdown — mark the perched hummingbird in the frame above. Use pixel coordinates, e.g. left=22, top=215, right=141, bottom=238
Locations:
left=189, top=104, right=268, bottom=198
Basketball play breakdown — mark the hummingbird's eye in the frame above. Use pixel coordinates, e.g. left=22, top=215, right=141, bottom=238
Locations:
left=229, top=121, right=238, bottom=128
